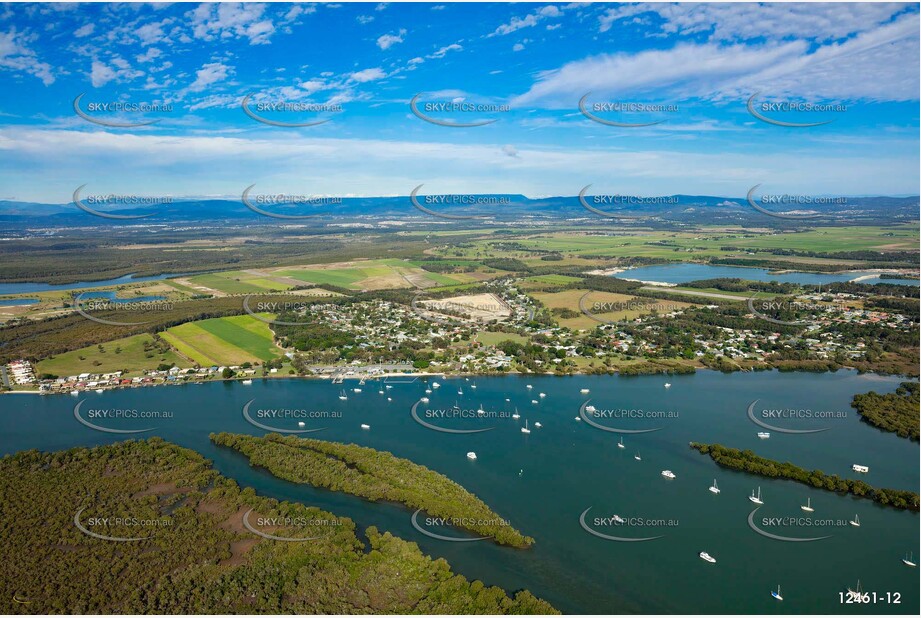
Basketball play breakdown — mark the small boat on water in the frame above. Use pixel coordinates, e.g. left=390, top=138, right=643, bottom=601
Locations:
left=425, top=388, right=432, bottom=394
left=539, top=392, right=546, bottom=398
left=505, top=398, right=510, bottom=402
left=534, top=421, right=542, bottom=428
left=457, top=388, right=463, bottom=395
left=749, top=487, right=763, bottom=505
left=612, top=514, right=625, bottom=524
left=339, top=390, right=348, bottom=401
left=387, top=397, right=392, bottom=401
left=379, top=389, right=385, bottom=394
left=709, top=479, right=720, bottom=494
left=95, top=389, right=104, bottom=394
left=470, top=383, right=477, bottom=390
left=574, top=416, right=582, bottom=422
left=634, top=451, right=641, bottom=461
left=699, top=551, right=716, bottom=563
left=353, top=388, right=362, bottom=393
left=241, top=380, right=252, bottom=385
left=580, top=388, right=590, bottom=394
left=846, top=579, right=862, bottom=596
left=661, top=470, right=676, bottom=479
left=771, top=585, right=783, bottom=601
left=420, top=397, right=429, bottom=403
left=902, top=551, right=917, bottom=567
left=477, top=404, right=485, bottom=415
left=297, top=421, right=305, bottom=427
left=664, top=383, right=671, bottom=389
left=849, top=514, right=860, bottom=527
left=521, top=420, right=531, bottom=434
left=466, top=452, right=477, bottom=461
left=512, top=408, right=521, bottom=420
left=585, top=405, right=596, bottom=413
left=757, top=431, right=770, bottom=439
left=360, top=424, right=370, bottom=430
left=531, top=399, right=539, bottom=404
left=526, top=384, right=533, bottom=390
left=385, top=385, right=392, bottom=390
left=70, top=390, right=79, bottom=396
left=852, top=464, right=869, bottom=473
left=801, top=498, right=814, bottom=512
left=432, top=382, right=441, bottom=389
left=617, top=437, right=625, bottom=449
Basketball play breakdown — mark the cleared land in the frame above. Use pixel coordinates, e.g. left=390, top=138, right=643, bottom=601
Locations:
left=533, top=289, right=697, bottom=330
left=160, top=314, right=281, bottom=366
left=421, top=293, right=511, bottom=322
left=35, top=333, right=192, bottom=377
left=274, top=259, right=474, bottom=291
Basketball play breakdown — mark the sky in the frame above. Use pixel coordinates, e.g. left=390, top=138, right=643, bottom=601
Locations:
left=0, top=1, right=919, bottom=203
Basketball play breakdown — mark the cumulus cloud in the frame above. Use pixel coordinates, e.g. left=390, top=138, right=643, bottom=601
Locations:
left=376, top=28, right=406, bottom=50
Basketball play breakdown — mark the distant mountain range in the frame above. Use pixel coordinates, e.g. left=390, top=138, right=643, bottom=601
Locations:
left=1, top=194, right=917, bottom=228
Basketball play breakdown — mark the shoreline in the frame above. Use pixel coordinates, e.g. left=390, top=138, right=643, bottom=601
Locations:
left=4, top=365, right=912, bottom=398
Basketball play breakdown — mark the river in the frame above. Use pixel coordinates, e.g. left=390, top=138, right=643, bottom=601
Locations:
left=1, top=371, right=917, bottom=614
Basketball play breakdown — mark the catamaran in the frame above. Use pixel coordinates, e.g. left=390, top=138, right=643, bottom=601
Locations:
left=749, top=487, right=763, bottom=505
left=709, top=479, right=720, bottom=494
left=771, top=585, right=783, bottom=601
left=617, top=437, right=625, bottom=449
left=902, top=551, right=917, bottom=567
left=801, top=497, right=814, bottom=512
left=849, top=514, right=860, bottom=527
left=521, top=420, right=531, bottom=434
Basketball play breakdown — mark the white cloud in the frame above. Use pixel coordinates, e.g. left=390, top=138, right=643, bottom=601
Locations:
left=0, top=28, right=54, bottom=85
left=349, top=67, right=386, bottom=82
left=490, top=4, right=566, bottom=36
left=188, top=61, right=232, bottom=92
left=357, top=15, right=374, bottom=25
left=89, top=60, right=116, bottom=87
left=189, top=3, right=276, bottom=45
left=514, top=15, right=920, bottom=108
left=513, top=42, right=525, bottom=52
left=427, top=42, right=462, bottom=59
left=376, top=28, right=406, bottom=50
left=74, top=23, right=95, bottom=38
left=136, top=47, right=162, bottom=63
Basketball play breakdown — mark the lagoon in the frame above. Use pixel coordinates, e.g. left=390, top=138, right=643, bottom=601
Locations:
left=618, top=263, right=920, bottom=287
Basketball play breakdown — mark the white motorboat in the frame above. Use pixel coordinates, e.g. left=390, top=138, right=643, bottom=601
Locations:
left=534, top=421, right=542, bottom=428
left=297, top=421, right=306, bottom=427
left=664, top=383, right=671, bottom=389
left=432, top=382, right=440, bottom=389
left=420, top=397, right=429, bottom=403
left=466, top=452, right=477, bottom=461
left=852, top=464, right=869, bottom=473
left=699, top=551, right=716, bottom=563
left=360, top=424, right=370, bottom=430
left=585, top=405, right=596, bottom=413
left=661, top=470, right=676, bottom=479
left=757, top=431, right=770, bottom=439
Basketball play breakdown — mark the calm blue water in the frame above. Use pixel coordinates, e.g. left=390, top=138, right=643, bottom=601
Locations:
left=0, top=298, right=38, bottom=306
left=619, top=264, right=920, bottom=287
left=78, top=291, right=166, bottom=302
left=0, top=372, right=917, bottom=614
left=0, top=273, right=183, bottom=294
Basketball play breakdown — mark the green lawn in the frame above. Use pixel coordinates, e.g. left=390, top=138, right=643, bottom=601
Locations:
left=35, top=334, right=191, bottom=377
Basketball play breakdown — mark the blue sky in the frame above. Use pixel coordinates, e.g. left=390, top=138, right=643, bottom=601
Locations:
left=0, top=2, right=918, bottom=203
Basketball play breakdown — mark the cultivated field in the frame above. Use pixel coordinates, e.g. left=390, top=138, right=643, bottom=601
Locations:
left=160, top=314, right=282, bottom=366
left=420, top=293, right=511, bottom=322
